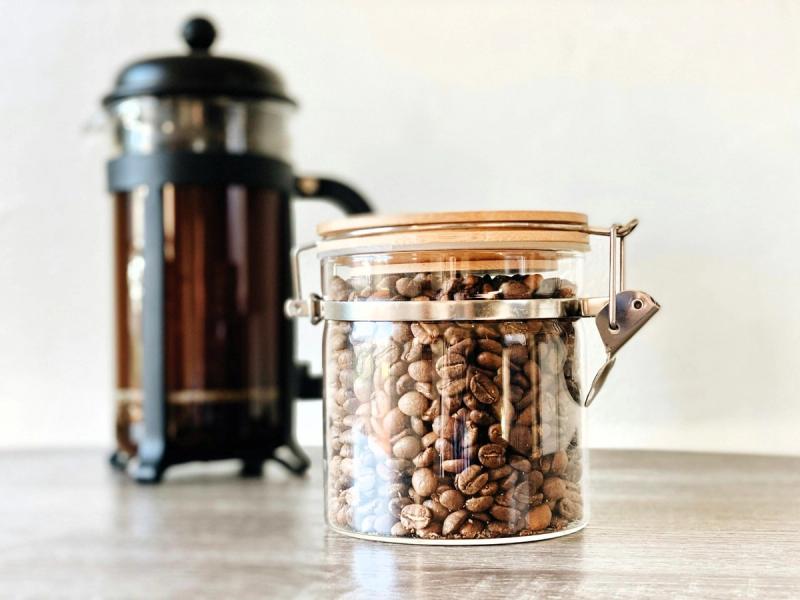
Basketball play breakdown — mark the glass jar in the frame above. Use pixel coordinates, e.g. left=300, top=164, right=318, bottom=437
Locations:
left=288, top=211, right=658, bottom=543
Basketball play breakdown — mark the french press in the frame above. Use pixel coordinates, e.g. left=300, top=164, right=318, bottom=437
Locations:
left=103, top=17, right=370, bottom=482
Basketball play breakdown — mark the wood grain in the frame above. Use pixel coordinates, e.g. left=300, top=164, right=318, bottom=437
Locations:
left=0, top=449, right=797, bottom=599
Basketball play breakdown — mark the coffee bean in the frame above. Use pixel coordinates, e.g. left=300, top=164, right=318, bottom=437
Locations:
left=390, top=522, right=411, bottom=536
left=488, top=465, right=513, bottom=481
left=551, top=450, right=569, bottom=474
left=408, top=360, right=434, bottom=382
left=442, top=458, right=469, bottom=473
left=455, top=465, right=489, bottom=495
left=412, top=468, right=438, bottom=497
left=438, top=489, right=466, bottom=511
left=424, top=498, right=450, bottom=522
left=395, top=277, right=422, bottom=298
left=524, top=273, right=543, bottom=293
left=416, top=521, right=443, bottom=539
left=500, top=280, right=531, bottom=299
left=411, top=322, right=440, bottom=345
left=459, top=519, right=484, bottom=538
left=509, top=456, right=532, bottom=473
left=559, top=496, right=583, bottom=520
left=470, top=371, right=500, bottom=405
left=382, top=408, right=408, bottom=436
left=328, top=276, right=352, bottom=301
left=478, top=443, right=506, bottom=468
left=542, top=477, right=567, bottom=500
left=412, top=447, right=436, bottom=468
left=442, top=509, right=469, bottom=535
left=434, top=438, right=455, bottom=461
left=398, top=391, right=429, bottom=417
left=526, top=503, right=552, bottom=531
left=393, top=435, right=422, bottom=459
left=400, top=504, right=432, bottom=530
left=436, top=353, right=467, bottom=379
left=476, top=351, right=502, bottom=370
left=490, top=505, right=521, bottom=523
left=465, top=495, right=494, bottom=512
left=443, top=325, right=472, bottom=345
left=391, top=322, right=413, bottom=343
left=437, top=377, right=467, bottom=396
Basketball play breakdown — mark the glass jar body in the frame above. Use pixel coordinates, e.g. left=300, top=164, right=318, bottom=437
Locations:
left=321, top=249, right=588, bottom=543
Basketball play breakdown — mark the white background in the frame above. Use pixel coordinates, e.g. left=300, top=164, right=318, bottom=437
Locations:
left=1, top=0, right=799, bottom=455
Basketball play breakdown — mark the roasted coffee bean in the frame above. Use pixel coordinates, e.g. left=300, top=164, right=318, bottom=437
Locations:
left=440, top=458, right=467, bottom=473
left=393, top=435, right=422, bottom=459
left=455, top=465, right=489, bottom=495
left=490, top=505, right=521, bottom=523
left=487, top=423, right=509, bottom=447
left=477, top=443, right=506, bottom=468
left=400, top=504, right=432, bottom=530
left=395, top=277, right=422, bottom=298
left=448, top=338, right=475, bottom=356
left=390, top=522, right=411, bottom=537
left=499, top=280, right=531, bottom=299
left=559, top=496, right=583, bottom=520
left=488, top=521, right=514, bottom=536
left=391, top=322, right=413, bottom=343
left=459, top=519, right=484, bottom=539
left=476, top=351, right=502, bottom=370
left=474, top=324, right=500, bottom=339
left=443, top=325, right=472, bottom=345
left=542, top=477, right=567, bottom=500
left=442, top=509, right=469, bottom=535
left=410, top=416, right=427, bottom=436
left=526, top=503, right=552, bottom=531
left=435, top=353, right=467, bottom=378
left=470, top=371, right=500, bottom=405
left=398, top=391, right=429, bottom=417
left=438, top=489, right=466, bottom=511
left=382, top=408, right=408, bottom=436
left=328, top=276, right=353, bottom=301
left=411, top=322, right=440, bottom=344
left=551, top=450, right=569, bottom=474
left=411, top=468, right=438, bottom=497
left=437, top=377, right=468, bottom=396
left=468, top=409, right=493, bottom=426
left=523, top=273, right=543, bottom=293
left=408, top=360, right=434, bottom=382
left=412, top=447, right=437, bottom=468
left=465, top=495, right=494, bottom=512
left=509, top=456, right=532, bottom=473
left=417, top=521, right=443, bottom=539
left=488, top=465, right=513, bottom=481
left=424, top=499, right=450, bottom=522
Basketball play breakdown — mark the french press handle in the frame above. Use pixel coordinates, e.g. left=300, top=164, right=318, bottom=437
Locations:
left=291, top=175, right=371, bottom=399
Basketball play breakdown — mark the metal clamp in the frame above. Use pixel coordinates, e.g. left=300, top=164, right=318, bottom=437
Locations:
left=283, top=242, right=323, bottom=324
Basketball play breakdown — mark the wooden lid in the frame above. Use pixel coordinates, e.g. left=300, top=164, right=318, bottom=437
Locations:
left=316, top=210, right=590, bottom=256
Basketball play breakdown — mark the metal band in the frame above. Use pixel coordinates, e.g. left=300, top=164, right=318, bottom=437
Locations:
left=319, top=219, right=639, bottom=242
left=317, top=297, right=608, bottom=322
left=107, top=152, right=294, bottom=192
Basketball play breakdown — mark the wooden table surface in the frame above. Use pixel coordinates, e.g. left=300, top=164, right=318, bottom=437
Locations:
left=0, top=449, right=798, bottom=599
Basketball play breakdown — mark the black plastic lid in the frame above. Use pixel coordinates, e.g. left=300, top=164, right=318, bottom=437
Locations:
left=103, top=17, right=295, bottom=106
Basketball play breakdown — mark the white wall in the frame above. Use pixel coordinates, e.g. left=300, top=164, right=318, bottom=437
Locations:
left=1, top=0, right=799, bottom=455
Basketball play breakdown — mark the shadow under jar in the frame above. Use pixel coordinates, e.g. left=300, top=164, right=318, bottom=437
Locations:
left=314, top=211, right=596, bottom=544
